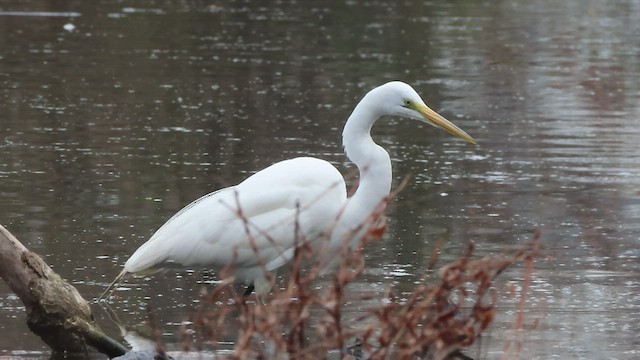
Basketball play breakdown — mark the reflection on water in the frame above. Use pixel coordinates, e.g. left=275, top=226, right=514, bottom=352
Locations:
left=1, top=0, right=639, bottom=358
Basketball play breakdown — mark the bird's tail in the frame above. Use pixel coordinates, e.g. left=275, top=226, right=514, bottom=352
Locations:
left=97, top=269, right=128, bottom=302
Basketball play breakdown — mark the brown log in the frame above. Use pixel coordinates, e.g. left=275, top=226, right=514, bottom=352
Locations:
left=0, top=225, right=127, bottom=358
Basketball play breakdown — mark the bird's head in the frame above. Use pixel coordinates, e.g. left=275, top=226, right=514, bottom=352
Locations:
left=375, top=81, right=476, bottom=144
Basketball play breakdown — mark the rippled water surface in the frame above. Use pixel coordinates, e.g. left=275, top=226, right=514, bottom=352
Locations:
left=1, top=1, right=639, bottom=358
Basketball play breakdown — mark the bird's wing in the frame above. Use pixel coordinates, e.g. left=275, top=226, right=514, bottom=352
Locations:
left=124, top=157, right=347, bottom=274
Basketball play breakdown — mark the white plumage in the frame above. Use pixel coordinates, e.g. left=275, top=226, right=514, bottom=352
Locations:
left=98, top=81, right=475, bottom=300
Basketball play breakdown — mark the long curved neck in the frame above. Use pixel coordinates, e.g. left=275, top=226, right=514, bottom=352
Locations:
left=342, top=97, right=392, bottom=213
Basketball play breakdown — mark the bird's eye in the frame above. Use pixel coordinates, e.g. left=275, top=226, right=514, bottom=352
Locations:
left=404, top=100, right=412, bottom=107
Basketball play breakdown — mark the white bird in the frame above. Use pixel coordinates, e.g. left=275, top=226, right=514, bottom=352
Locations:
left=98, top=81, right=475, bottom=301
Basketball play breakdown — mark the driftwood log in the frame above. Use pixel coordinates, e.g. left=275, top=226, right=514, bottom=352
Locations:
left=0, top=225, right=127, bottom=358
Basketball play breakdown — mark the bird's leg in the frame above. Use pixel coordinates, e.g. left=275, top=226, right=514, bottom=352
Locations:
left=241, top=283, right=266, bottom=304
left=242, top=283, right=255, bottom=297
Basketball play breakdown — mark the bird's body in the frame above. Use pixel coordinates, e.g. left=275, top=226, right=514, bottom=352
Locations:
left=99, top=81, right=475, bottom=300
left=120, top=157, right=347, bottom=294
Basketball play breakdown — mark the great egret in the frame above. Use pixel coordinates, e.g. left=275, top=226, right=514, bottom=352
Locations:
left=98, top=81, right=475, bottom=301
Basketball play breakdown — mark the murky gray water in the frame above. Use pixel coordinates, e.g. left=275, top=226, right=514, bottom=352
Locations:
left=1, top=0, right=639, bottom=358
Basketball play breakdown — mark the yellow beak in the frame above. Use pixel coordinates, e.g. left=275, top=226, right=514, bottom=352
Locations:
left=416, top=104, right=476, bottom=144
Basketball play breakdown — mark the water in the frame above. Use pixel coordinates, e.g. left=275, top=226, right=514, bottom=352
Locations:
left=1, top=0, right=639, bottom=358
